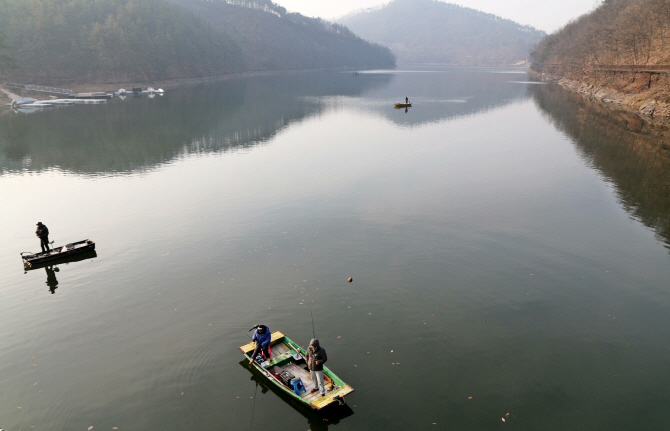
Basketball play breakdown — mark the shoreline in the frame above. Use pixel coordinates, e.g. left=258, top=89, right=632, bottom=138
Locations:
left=0, top=66, right=379, bottom=104
left=530, top=70, right=670, bottom=125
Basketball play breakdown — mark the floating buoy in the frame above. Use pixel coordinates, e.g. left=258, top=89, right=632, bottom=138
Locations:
left=348, top=277, right=353, bottom=283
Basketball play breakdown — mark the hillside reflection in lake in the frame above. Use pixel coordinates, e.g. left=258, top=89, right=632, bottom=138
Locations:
left=0, top=67, right=528, bottom=175
left=0, top=73, right=393, bottom=175
left=531, top=83, right=670, bottom=250
left=2, top=67, right=670, bottom=431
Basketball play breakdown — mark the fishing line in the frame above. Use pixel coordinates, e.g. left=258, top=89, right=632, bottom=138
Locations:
left=248, top=381, right=259, bottom=431
left=230, top=394, right=240, bottom=429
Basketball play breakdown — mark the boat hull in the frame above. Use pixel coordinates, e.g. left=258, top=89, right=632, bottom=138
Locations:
left=394, top=103, right=412, bottom=108
left=22, top=240, right=96, bottom=268
left=24, top=250, right=97, bottom=271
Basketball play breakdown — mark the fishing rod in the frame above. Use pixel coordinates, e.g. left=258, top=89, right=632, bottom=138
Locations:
left=310, top=309, right=316, bottom=340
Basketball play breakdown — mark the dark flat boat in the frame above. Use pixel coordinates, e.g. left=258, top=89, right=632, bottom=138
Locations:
left=394, top=103, right=412, bottom=108
left=21, top=239, right=95, bottom=268
left=24, top=250, right=97, bottom=271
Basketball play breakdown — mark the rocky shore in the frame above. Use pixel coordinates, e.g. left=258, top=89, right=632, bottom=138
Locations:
left=530, top=70, right=670, bottom=125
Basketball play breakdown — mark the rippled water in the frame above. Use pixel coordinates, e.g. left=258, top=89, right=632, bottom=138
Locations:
left=2, top=66, right=670, bottom=431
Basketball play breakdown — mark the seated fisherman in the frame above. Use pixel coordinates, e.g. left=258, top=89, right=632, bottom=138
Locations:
left=249, top=325, right=272, bottom=364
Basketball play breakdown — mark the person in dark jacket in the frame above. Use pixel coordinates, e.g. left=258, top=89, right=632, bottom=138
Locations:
left=306, top=338, right=328, bottom=396
left=249, top=325, right=272, bottom=364
left=36, top=222, right=50, bottom=253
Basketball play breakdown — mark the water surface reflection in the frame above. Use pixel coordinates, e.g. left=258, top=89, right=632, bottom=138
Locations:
left=531, top=83, right=670, bottom=249
left=24, top=250, right=97, bottom=294
left=0, top=67, right=531, bottom=176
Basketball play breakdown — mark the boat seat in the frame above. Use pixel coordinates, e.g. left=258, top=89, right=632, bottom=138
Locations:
left=290, top=378, right=305, bottom=395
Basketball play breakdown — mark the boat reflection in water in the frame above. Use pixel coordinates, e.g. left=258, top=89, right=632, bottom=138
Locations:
left=238, top=360, right=354, bottom=431
left=24, top=250, right=97, bottom=294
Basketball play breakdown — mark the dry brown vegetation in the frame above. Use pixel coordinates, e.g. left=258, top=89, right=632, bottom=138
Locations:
left=532, top=0, right=670, bottom=77
left=530, top=0, right=670, bottom=116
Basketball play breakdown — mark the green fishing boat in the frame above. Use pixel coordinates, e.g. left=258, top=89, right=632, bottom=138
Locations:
left=238, top=331, right=354, bottom=410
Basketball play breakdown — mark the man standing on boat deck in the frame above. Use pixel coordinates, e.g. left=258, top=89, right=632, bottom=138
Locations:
left=306, top=338, right=328, bottom=397
left=249, top=325, right=271, bottom=365
left=36, top=222, right=50, bottom=253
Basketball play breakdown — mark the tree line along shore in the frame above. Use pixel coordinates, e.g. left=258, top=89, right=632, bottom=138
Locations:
left=0, top=0, right=395, bottom=89
left=531, top=0, right=670, bottom=123
left=0, top=0, right=553, bottom=95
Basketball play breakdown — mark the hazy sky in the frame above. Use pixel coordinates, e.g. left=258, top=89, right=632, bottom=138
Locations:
left=275, top=0, right=600, bottom=33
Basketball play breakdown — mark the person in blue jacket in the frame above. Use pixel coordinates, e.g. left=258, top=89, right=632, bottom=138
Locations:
left=249, top=325, right=271, bottom=364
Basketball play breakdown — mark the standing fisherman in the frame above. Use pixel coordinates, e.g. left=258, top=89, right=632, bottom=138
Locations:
left=36, top=222, right=50, bottom=253
left=405, top=96, right=409, bottom=104
left=306, top=338, right=328, bottom=397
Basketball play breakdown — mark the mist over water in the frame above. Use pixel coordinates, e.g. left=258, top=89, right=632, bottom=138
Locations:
left=2, top=66, right=670, bottom=431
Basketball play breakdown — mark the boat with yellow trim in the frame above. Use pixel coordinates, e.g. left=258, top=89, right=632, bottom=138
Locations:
left=238, top=331, right=354, bottom=410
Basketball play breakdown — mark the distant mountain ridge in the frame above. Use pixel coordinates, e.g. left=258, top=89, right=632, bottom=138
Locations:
left=340, top=0, right=545, bottom=65
left=171, top=0, right=395, bottom=72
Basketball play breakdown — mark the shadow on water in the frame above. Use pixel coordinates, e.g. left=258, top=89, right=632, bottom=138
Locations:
left=530, top=83, right=670, bottom=250
left=24, top=250, right=98, bottom=294
left=0, top=71, right=392, bottom=176
left=237, top=360, right=354, bottom=431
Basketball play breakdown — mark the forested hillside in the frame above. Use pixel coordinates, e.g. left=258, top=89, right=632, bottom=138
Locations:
left=0, top=0, right=394, bottom=85
left=0, top=0, right=244, bottom=84
left=532, top=0, right=670, bottom=75
left=340, top=0, right=544, bottom=65
left=0, top=32, right=16, bottom=76
left=170, top=0, right=395, bottom=71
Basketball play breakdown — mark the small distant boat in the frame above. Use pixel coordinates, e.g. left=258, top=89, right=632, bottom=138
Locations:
left=394, top=103, right=412, bottom=108
left=21, top=239, right=96, bottom=268
left=239, top=331, right=354, bottom=410
left=352, top=71, right=360, bottom=76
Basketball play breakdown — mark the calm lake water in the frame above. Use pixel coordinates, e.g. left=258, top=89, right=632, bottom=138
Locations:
left=2, top=66, right=670, bottom=431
